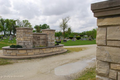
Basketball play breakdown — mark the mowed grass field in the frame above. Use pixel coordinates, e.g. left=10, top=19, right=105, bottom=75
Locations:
left=61, top=40, right=96, bottom=46
left=0, top=37, right=16, bottom=49
left=0, top=38, right=96, bottom=49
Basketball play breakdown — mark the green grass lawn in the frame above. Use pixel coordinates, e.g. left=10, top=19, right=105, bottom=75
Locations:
left=0, top=59, right=12, bottom=65
left=75, top=67, right=96, bottom=80
left=0, top=38, right=96, bottom=49
left=0, top=37, right=16, bottom=49
left=61, top=40, right=96, bottom=46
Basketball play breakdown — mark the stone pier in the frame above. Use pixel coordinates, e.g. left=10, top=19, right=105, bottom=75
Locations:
left=16, top=27, right=33, bottom=48
left=91, top=0, right=120, bottom=80
left=42, top=29, right=55, bottom=47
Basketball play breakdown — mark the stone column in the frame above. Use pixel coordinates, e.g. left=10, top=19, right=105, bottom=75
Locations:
left=16, top=27, right=33, bottom=48
left=42, top=29, right=55, bottom=47
left=91, top=0, right=120, bottom=80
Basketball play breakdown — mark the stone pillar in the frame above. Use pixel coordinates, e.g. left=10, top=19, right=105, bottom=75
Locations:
left=91, top=0, right=120, bottom=80
left=42, top=29, right=55, bottom=47
left=16, top=27, right=33, bottom=48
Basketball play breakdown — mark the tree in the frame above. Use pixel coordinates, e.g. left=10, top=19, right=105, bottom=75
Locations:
left=40, top=24, right=50, bottom=29
left=22, top=20, right=32, bottom=28
left=34, top=25, right=41, bottom=33
left=5, top=19, right=12, bottom=35
left=10, top=19, right=17, bottom=35
left=0, top=18, right=6, bottom=36
left=67, top=27, right=71, bottom=34
left=55, top=31, right=63, bottom=39
left=60, top=17, right=70, bottom=38
left=16, top=19, right=31, bottom=28
left=0, top=22, right=3, bottom=32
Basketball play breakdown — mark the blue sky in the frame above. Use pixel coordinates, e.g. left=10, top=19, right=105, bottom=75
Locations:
left=0, top=0, right=106, bottom=32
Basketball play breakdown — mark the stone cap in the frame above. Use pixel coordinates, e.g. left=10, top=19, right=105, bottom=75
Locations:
left=42, top=29, right=55, bottom=31
left=91, top=0, right=120, bottom=17
left=33, top=33, right=47, bottom=35
left=16, top=27, right=33, bottom=30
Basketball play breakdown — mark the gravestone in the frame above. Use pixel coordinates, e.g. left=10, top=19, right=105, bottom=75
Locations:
left=63, top=39, right=67, bottom=42
left=9, top=35, right=13, bottom=40
left=72, top=37, right=76, bottom=41
left=60, top=37, right=63, bottom=40
left=83, top=38, right=87, bottom=40
left=5, top=35, right=8, bottom=38
left=88, top=36, right=92, bottom=41
left=84, top=35, right=88, bottom=38
left=56, top=37, right=58, bottom=40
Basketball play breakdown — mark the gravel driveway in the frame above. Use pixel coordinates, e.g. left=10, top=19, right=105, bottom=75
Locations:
left=0, top=45, right=96, bottom=80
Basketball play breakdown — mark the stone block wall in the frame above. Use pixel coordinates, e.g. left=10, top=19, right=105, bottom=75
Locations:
left=42, top=29, right=55, bottom=47
left=16, top=28, right=33, bottom=48
left=91, top=0, right=120, bottom=80
left=33, top=33, right=47, bottom=47
left=2, top=45, right=64, bottom=56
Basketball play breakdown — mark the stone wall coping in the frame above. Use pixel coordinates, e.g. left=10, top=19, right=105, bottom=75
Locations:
left=91, top=0, right=120, bottom=10
left=16, top=27, right=33, bottom=30
left=33, top=33, right=47, bottom=35
left=91, top=0, right=120, bottom=17
left=42, top=29, right=55, bottom=31
left=2, top=44, right=64, bottom=50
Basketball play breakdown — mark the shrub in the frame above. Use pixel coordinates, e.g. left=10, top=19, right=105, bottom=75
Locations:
left=10, top=45, right=22, bottom=48
left=69, top=36, right=73, bottom=39
left=76, top=36, right=81, bottom=40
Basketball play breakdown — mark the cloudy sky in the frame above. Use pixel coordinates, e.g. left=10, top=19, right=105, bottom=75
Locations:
left=0, top=0, right=106, bottom=32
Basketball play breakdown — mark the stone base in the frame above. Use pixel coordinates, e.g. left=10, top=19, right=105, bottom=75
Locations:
left=0, top=49, right=67, bottom=59
left=2, top=45, right=64, bottom=56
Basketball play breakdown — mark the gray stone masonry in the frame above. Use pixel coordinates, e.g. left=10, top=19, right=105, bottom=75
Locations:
left=91, top=0, right=120, bottom=80
left=42, top=29, right=55, bottom=47
left=16, top=27, right=33, bottom=48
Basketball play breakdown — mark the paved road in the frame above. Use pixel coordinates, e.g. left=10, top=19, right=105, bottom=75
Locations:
left=0, top=45, right=96, bottom=80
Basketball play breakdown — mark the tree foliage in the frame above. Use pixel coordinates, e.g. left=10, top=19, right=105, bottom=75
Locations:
left=34, top=25, right=41, bottom=33
left=22, top=20, right=32, bottom=28
left=0, top=18, right=32, bottom=36
left=40, top=24, right=50, bottom=29
left=67, top=27, right=72, bottom=34
left=60, top=17, right=70, bottom=38
left=34, top=24, right=50, bottom=33
left=80, top=29, right=97, bottom=38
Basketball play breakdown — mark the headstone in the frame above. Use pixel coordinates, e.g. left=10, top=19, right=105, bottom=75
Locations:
left=5, top=35, right=8, bottom=38
left=60, top=37, right=63, bottom=40
left=89, top=36, right=92, bottom=41
left=83, top=38, right=87, bottom=40
left=9, top=35, right=13, bottom=40
left=56, top=37, right=58, bottom=40
left=72, top=37, right=76, bottom=41
left=63, top=39, right=67, bottom=42
left=84, top=35, right=88, bottom=38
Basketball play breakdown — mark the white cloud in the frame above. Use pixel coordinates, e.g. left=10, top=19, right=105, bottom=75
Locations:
left=0, top=0, right=107, bottom=32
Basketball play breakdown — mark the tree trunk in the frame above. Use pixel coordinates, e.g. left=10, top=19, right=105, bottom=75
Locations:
left=10, top=30, right=11, bottom=35
left=63, top=30, right=65, bottom=39
left=3, top=27, right=6, bottom=36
